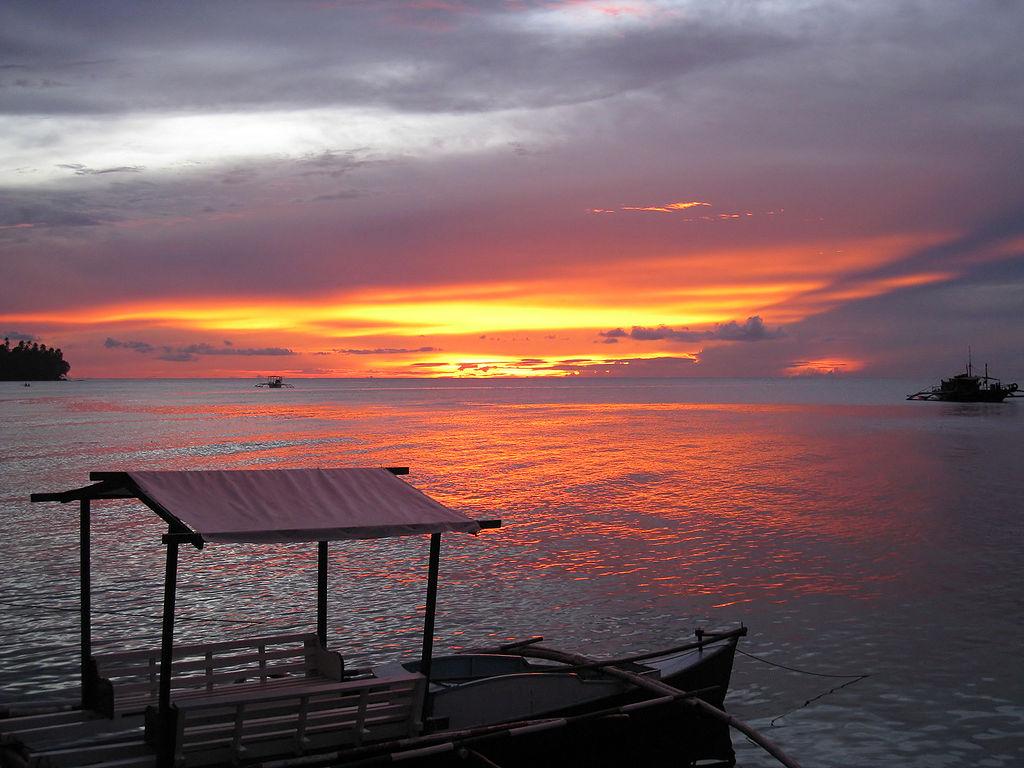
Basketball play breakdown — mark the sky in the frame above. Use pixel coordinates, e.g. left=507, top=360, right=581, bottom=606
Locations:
left=1, top=0, right=1022, bottom=379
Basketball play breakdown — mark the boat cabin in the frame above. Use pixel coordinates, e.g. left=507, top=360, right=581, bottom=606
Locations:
left=21, top=467, right=499, bottom=768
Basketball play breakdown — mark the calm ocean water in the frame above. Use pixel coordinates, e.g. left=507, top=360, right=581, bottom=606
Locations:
left=1, top=377, right=1021, bottom=766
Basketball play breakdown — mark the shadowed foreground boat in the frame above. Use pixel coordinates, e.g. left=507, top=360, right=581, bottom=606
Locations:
left=2, top=468, right=796, bottom=768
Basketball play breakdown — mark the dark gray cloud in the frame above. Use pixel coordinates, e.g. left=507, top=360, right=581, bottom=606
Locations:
left=57, top=163, right=143, bottom=176
left=104, top=337, right=154, bottom=354
left=0, top=149, right=371, bottom=240
left=3, top=330, right=36, bottom=342
left=0, top=2, right=790, bottom=116
left=177, top=343, right=294, bottom=357
left=716, top=317, right=784, bottom=342
left=601, top=317, right=783, bottom=344
left=105, top=338, right=294, bottom=362
left=0, top=189, right=104, bottom=228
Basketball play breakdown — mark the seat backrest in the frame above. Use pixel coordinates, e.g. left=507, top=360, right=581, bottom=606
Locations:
left=169, top=672, right=425, bottom=766
left=89, top=633, right=342, bottom=717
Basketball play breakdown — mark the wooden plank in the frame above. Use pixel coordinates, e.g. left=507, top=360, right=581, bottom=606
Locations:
left=0, top=710, right=98, bottom=740
left=6, top=719, right=142, bottom=750
left=94, top=633, right=313, bottom=665
left=164, top=662, right=309, bottom=688
left=70, top=756, right=155, bottom=768
left=176, top=686, right=416, bottom=727
left=111, top=676, right=336, bottom=715
left=29, top=739, right=153, bottom=768
left=102, top=647, right=309, bottom=680
left=175, top=673, right=423, bottom=709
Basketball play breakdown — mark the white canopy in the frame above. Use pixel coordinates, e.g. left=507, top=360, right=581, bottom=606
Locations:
left=127, top=468, right=481, bottom=544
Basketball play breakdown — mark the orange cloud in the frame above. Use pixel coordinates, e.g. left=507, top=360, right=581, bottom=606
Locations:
left=0, top=229, right=966, bottom=378
left=619, top=200, right=712, bottom=213
left=785, top=358, right=865, bottom=376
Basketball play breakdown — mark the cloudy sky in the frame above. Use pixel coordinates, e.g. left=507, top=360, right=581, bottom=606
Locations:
left=2, top=0, right=1022, bottom=378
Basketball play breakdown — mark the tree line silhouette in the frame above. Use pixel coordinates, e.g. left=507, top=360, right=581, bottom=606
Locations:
left=1, top=338, right=71, bottom=380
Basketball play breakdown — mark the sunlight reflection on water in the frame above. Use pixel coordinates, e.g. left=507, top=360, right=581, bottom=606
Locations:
left=1, top=378, right=1021, bottom=766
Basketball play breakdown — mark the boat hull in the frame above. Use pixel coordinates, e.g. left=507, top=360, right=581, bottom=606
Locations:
left=411, top=640, right=739, bottom=767
left=933, top=392, right=1010, bottom=402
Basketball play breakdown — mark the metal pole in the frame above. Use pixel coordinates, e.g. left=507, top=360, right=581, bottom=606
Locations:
left=420, top=533, right=441, bottom=721
left=158, top=538, right=179, bottom=712
left=317, top=540, right=328, bottom=647
left=80, top=497, right=91, bottom=708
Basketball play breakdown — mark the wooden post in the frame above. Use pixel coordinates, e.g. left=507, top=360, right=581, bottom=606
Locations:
left=158, top=537, right=179, bottom=712
left=317, top=540, right=328, bottom=648
left=79, top=497, right=92, bottom=708
left=420, top=533, right=441, bottom=721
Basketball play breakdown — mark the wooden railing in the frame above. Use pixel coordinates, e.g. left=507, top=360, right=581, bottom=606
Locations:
left=162, top=672, right=425, bottom=767
left=88, top=633, right=343, bottom=718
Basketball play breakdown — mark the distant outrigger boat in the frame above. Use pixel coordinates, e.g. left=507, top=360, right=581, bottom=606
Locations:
left=907, top=354, right=1019, bottom=402
left=255, top=375, right=293, bottom=389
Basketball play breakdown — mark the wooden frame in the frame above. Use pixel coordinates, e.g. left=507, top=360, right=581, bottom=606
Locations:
left=30, top=467, right=501, bottom=766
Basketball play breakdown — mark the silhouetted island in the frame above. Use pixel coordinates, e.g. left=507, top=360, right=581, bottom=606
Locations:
left=0, top=338, right=71, bottom=381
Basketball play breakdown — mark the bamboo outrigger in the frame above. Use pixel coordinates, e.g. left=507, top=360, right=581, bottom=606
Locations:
left=2, top=467, right=797, bottom=768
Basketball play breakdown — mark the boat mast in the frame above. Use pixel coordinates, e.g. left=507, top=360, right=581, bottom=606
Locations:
left=968, top=346, right=972, bottom=377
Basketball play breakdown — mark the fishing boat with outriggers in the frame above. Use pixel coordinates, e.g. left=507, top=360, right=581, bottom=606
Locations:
left=255, top=376, right=293, bottom=389
left=2, top=468, right=799, bottom=768
left=907, top=354, right=1019, bottom=402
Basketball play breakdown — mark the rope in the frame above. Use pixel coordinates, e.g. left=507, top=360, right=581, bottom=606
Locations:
left=735, top=648, right=871, bottom=727
left=767, top=675, right=870, bottom=728
left=736, top=648, right=870, bottom=679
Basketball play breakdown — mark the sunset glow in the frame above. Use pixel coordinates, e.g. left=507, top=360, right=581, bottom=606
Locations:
left=1, top=1, right=1021, bottom=379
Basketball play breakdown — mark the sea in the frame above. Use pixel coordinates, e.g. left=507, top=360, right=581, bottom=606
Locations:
left=1, top=377, right=1021, bottom=767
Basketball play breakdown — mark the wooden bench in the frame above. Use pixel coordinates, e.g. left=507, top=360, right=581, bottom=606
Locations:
left=161, top=672, right=425, bottom=767
left=6, top=673, right=423, bottom=768
left=87, top=634, right=344, bottom=718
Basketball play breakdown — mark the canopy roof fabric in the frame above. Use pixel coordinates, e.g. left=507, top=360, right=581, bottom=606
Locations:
left=127, top=468, right=481, bottom=544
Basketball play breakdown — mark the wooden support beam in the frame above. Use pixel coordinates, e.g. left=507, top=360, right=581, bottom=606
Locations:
left=79, top=497, right=92, bottom=709
left=31, top=480, right=134, bottom=503
left=158, top=538, right=180, bottom=713
left=420, top=533, right=441, bottom=723
left=161, top=531, right=203, bottom=550
left=317, top=541, right=328, bottom=648
left=88, top=471, right=131, bottom=482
